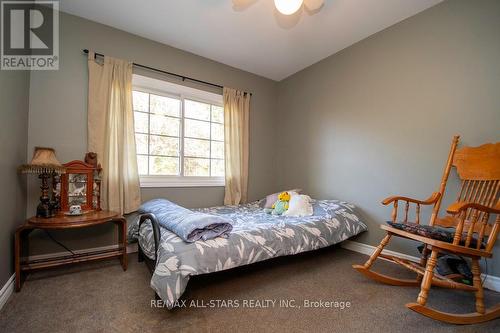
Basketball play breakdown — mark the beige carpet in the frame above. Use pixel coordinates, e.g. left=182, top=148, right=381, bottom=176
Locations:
left=1, top=246, right=498, bottom=333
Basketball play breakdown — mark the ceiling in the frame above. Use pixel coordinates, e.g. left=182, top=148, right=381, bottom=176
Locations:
left=60, top=0, right=443, bottom=81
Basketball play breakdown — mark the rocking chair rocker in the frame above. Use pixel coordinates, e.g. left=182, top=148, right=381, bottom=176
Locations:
left=353, top=135, right=500, bottom=324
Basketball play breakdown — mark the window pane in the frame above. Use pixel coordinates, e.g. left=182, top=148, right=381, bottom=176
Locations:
left=134, top=112, right=148, bottom=133
left=211, top=159, right=224, bottom=177
left=185, top=100, right=210, bottom=121
left=135, top=134, right=148, bottom=154
left=184, top=158, right=210, bottom=177
left=211, top=123, right=224, bottom=141
left=150, top=135, right=179, bottom=156
left=150, top=94, right=180, bottom=117
left=137, top=155, right=148, bottom=175
left=150, top=115, right=180, bottom=136
left=184, top=119, right=210, bottom=139
left=184, top=138, right=210, bottom=158
left=211, top=105, right=224, bottom=123
left=211, top=141, right=224, bottom=159
left=149, top=156, right=179, bottom=175
left=133, top=91, right=148, bottom=112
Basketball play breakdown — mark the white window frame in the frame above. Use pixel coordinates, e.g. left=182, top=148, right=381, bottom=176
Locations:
left=133, top=75, right=225, bottom=188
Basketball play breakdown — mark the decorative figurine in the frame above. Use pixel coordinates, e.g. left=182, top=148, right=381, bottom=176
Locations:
left=84, top=152, right=98, bottom=168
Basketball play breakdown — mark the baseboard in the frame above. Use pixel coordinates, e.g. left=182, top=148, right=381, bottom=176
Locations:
left=482, top=274, right=500, bottom=293
left=0, top=274, right=15, bottom=311
left=2, top=240, right=497, bottom=312
left=342, top=240, right=420, bottom=262
left=26, top=242, right=138, bottom=261
left=342, top=240, right=500, bottom=292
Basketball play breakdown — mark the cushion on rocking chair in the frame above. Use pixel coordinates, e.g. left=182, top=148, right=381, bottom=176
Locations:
left=386, top=222, right=451, bottom=241
left=386, top=222, right=485, bottom=248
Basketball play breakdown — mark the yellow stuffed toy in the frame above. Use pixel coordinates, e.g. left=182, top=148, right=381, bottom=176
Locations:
left=270, top=191, right=291, bottom=215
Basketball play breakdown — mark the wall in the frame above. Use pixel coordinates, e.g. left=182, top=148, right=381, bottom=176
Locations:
left=27, top=12, right=278, bottom=254
left=22, top=1, right=500, bottom=276
left=276, top=0, right=500, bottom=276
left=0, top=71, right=29, bottom=287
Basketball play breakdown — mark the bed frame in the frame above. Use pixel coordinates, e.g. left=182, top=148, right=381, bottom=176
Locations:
left=135, top=209, right=360, bottom=304
left=137, top=213, right=161, bottom=270
left=137, top=213, right=162, bottom=300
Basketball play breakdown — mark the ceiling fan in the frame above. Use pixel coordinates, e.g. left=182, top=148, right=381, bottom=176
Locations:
left=274, top=0, right=325, bottom=15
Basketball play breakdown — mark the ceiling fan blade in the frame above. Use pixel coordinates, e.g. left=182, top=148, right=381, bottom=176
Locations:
left=232, top=0, right=258, bottom=9
left=304, top=0, right=324, bottom=11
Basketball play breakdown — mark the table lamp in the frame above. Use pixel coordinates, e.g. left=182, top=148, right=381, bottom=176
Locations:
left=19, top=147, right=66, bottom=218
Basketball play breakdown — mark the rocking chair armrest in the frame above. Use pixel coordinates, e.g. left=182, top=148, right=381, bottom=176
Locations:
left=447, top=202, right=500, bottom=215
left=381, top=192, right=441, bottom=206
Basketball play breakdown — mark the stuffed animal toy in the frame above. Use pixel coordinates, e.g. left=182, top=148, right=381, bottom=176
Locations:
left=283, top=193, right=313, bottom=217
left=270, top=191, right=291, bottom=215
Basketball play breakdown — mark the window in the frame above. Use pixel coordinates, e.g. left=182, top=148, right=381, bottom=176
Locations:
left=132, top=75, right=225, bottom=187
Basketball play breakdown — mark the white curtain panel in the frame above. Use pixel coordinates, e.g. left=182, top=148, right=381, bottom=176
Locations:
left=223, top=87, right=250, bottom=205
left=87, top=51, right=141, bottom=214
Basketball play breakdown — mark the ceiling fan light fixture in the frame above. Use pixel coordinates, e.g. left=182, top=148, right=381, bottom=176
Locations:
left=274, top=0, right=304, bottom=15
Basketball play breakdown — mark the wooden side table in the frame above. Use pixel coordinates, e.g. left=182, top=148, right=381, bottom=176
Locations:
left=14, top=210, right=127, bottom=291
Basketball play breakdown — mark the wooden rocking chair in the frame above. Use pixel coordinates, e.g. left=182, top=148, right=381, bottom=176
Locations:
left=353, top=135, right=500, bottom=324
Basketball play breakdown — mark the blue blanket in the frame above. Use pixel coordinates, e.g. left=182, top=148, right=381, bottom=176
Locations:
left=138, top=199, right=233, bottom=242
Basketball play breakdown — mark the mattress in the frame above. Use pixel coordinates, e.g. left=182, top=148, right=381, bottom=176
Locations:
left=128, top=199, right=367, bottom=307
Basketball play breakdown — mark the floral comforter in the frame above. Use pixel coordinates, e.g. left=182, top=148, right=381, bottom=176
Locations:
left=128, top=199, right=367, bottom=307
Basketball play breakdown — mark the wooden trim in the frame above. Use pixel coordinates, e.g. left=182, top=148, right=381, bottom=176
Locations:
left=342, top=240, right=500, bottom=292
left=407, top=303, right=500, bottom=324
left=25, top=243, right=137, bottom=262
left=352, top=264, right=420, bottom=286
left=381, top=192, right=441, bottom=206
left=447, top=202, right=500, bottom=215
left=390, top=256, right=477, bottom=292
left=416, top=249, right=438, bottom=305
left=380, top=225, right=490, bottom=258
left=15, top=212, right=127, bottom=292
left=60, top=160, right=101, bottom=212
left=27, top=211, right=119, bottom=228
left=429, top=135, right=460, bottom=226
left=453, top=142, right=500, bottom=180
left=21, top=249, right=124, bottom=271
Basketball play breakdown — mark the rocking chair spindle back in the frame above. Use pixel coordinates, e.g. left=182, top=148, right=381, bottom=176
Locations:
left=353, top=136, right=500, bottom=324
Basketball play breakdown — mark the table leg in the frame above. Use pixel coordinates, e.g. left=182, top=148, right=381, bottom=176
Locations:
left=15, top=229, right=22, bottom=292
left=118, top=218, right=128, bottom=271
left=15, top=227, right=32, bottom=292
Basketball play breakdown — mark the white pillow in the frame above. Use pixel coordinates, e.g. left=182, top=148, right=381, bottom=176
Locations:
left=283, top=193, right=313, bottom=217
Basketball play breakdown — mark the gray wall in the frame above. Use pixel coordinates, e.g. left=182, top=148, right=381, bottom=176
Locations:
left=276, top=0, right=500, bottom=276
left=19, top=1, right=500, bottom=277
left=27, top=12, right=278, bottom=254
left=0, top=71, right=29, bottom=287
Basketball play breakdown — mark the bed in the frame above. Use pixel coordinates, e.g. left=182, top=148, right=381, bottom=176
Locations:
left=127, top=199, right=367, bottom=307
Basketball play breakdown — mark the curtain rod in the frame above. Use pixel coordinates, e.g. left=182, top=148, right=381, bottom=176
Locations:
left=82, top=49, right=252, bottom=96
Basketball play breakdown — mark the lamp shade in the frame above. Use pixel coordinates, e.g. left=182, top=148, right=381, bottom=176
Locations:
left=19, top=147, right=66, bottom=174
left=274, top=0, right=303, bottom=15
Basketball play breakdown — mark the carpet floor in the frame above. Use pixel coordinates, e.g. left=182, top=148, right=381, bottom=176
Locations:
left=1, top=246, right=499, bottom=333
